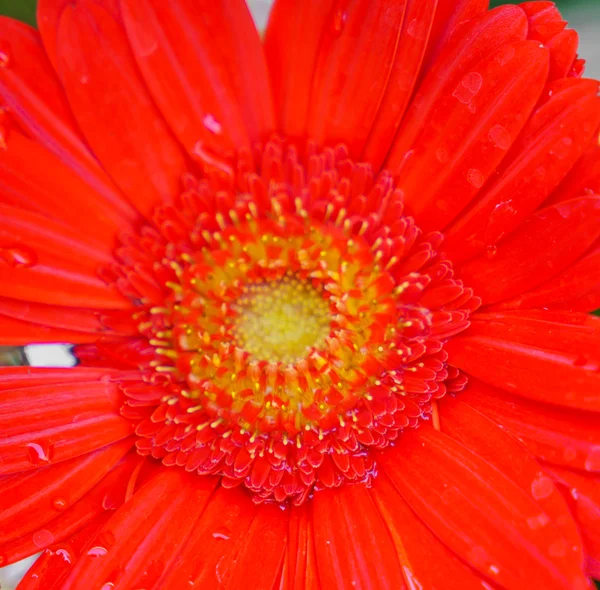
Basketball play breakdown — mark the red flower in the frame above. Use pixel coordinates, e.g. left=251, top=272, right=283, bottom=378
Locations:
left=1, top=0, right=600, bottom=588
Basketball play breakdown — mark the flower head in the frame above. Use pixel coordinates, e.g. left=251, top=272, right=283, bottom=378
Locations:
left=1, top=0, right=600, bottom=589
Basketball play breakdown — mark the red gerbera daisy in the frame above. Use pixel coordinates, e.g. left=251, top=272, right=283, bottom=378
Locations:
left=1, top=0, right=600, bottom=588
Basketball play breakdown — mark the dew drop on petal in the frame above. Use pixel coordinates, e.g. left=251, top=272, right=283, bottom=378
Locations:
left=87, top=546, right=108, bottom=557
left=548, top=538, right=568, bottom=558
left=331, top=10, right=348, bottom=34
left=467, top=168, right=485, bottom=189
left=527, top=513, right=551, bottom=530
left=551, top=137, right=573, bottom=160
left=0, top=50, right=10, bottom=68
left=52, top=497, right=68, bottom=511
left=100, top=583, right=115, bottom=590
left=212, top=528, right=231, bottom=540
left=495, top=45, right=516, bottom=66
left=203, top=114, right=222, bottom=135
left=453, top=72, right=483, bottom=104
left=584, top=446, right=600, bottom=471
left=531, top=474, right=555, bottom=500
left=435, top=148, right=449, bottom=163
left=55, top=548, right=72, bottom=564
left=26, top=441, right=52, bottom=465
left=485, top=245, right=498, bottom=259
left=488, top=125, right=512, bottom=150
left=33, top=529, right=55, bottom=549
left=0, top=246, right=38, bottom=268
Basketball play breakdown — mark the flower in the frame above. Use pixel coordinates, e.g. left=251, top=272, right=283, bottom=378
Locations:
left=0, top=0, right=600, bottom=588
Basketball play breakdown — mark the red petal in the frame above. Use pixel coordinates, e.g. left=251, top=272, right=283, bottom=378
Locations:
left=439, top=396, right=584, bottom=564
left=0, top=17, right=135, bottom=223
left=306, top=1, right=406, bottom=159
left=457, top=197, right=600, bottom=305
left=447, top=311, right=600, bottom=411
left=61, top=469, right=217, bottom=590
left=0, top=452, right=141, bottom=565
left=385, top=6, right=529, bottom=174
left=157, top=486, right=287, bottom=590
left=283, top=504, right=320, bottom=590
left=0, top=312, right=95, bottom=345
left=546, top=465, right=600, bottom=579
left=392, top=39, right=548, bottom=232
left=264, top=0, right=334, bottom=142
left=371, top=471, right=493, bottom=589
left=0, top=439, right=132, bottom=544
left=0, top=378, right=134, bottom=474
left=379, top=426, right=589, bottom=589
left=549, top=141, right=600, bottom=204
left=461, top=379, right=600, bottom=473
left=491, top=244, right=600, bottom=313
left=0, top=131, right=135, bottom=241
left=121, top=0, right=272, bottom=166
left=444, top=79, right=600, bottom=264
left=361, top=0, right=437, bottom=169
left=55, top=0, right=186, bottom=218
left=0, top=366, right=116, bottom=388
left=0, top=205, right=129, bottom=309
left=312, top=484, right=405, bottom=589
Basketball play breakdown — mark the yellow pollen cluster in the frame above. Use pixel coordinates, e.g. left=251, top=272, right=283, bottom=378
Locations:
left=233, top=277, right=331, bottom=365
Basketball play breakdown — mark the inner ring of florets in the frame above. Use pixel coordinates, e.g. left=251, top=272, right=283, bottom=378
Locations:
left=114, top=142, right=477, bottom=504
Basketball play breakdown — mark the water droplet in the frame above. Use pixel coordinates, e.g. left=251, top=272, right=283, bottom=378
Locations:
left=79, top=74, right=90, bottom=84
left=52, top=497, right=68, bottom=511
left=100, top=583, right=115, bottom=590
left=584, top=446, right=600, bottom=471
left=331, top=10, right=348, bottom=34
left=467, top=545, right=489, bottom=567
left=488, top=125, right=512, bottom=150
left=551, top=137, right=573, bottom=160
left=453, top=72, right=483, bottom=105
left=0, top=50, right=10, bottom=68
left=435, top=148, right=449, bottom=163
left=55, top=548, right=72, bottom=564
left=488, top=565, right=500, bottom=575
left=531, top=474, right=554, bottom=500
left=527, top=513, right=551, bottom=530
left=26, top=441, right=53, bottom=465
left=548, top=538, right=568, bottom=557
left=495, top=45, right=516, bottom=66
left=33, top=529, right=54, bottom=548
left=485, top=245, right=498, bottom=258
left=87, top=546, right=108, bottom=557
left=0, top=245, right=38, bottom=268
left=212, top=528, right=231, bottom=540
left=467, top=168, right=485, bottom=189
left=203, top=114, right=222, bottom=135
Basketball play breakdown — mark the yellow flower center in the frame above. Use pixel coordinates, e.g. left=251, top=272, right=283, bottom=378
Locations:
left=233, top=277, right=331, bottom=365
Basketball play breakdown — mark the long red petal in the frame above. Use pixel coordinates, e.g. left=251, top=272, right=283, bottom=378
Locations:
left=283, top=504, right=320, bottom=590
left=379, top=426, right=589, bottom=589
left=0, top=379, right=134, bottom=474
left=457, top=197, right=600, bottom=305
left=0, top=439, right=132, bottom=544
left=370, top=471, right=492, bottom=589
left=306, top=1, right=406, bottom=159
left=444, top=79, right=600, bottom=264
left=361, top=0, right=437, bottom=169
left=392, top=40, right=548, bottom=232
left=439, top=396, right=584, bottom=564
left=0, top=16, right=135, bottom=223
left=54, top=0, right=186, bottom=218
left=446, top=311, right=600, bottom=411
left=461, top=380, right=600, bottom=473
left=121, top=0, right=272, bottom=168
left=60, top=469, right=217, bottom=590
left=312, top=484, right=405, bottom=589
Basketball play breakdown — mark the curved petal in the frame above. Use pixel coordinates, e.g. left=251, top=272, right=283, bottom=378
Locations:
left=121, top=0, right=273, bottom=170
left=392, top=39, right=548, bottom=232
left=0, top=439, right=132, bottom=544
left=456, top=197, right=600, bottom=306
left=61, top=469, right=217, bottom=590
left=385, top=6, right=529, bottom=172
left=361, top=0, right=437, bottom=169
left=0, top=378, right=135, bottom=474
left=54, top=0, right=187, bottom=218
left=0, top=366, right=116, bottom=388
left=0, top=17, right=135, bottom=223
left=264, top=0, right=334, bottom=142
left=446, top=311, right=600, bottom=411
left=282, top=504, right=320, bottom=590
left=312, top=484, right=405, bottom=589
left=0, top=313, right=95, bottom=345
left=444, top=79, right=600, bottom=264
left=0, top=452, right=141, bottom=565
left=439, top=396, right=584, bottom=564
left=306, top=1, right=406, bottom=158
left=549, top=141, right=600, bottom=204
left=370, top=471, right=494, bottom=590
left=156, top=486, right=287, bottom=590
left=379, top=426, right=589, bottom=589
left=460, top=380, right=600, bottom=473
left=0, top=205, right=129, bottom=309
